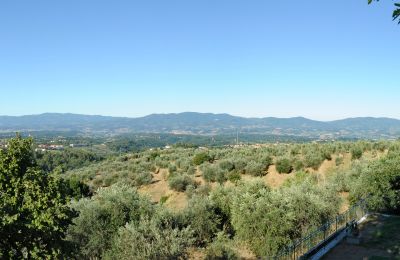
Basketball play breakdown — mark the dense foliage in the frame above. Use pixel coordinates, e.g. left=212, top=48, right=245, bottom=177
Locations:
left=350, top=151, right=400, bottom=213
left=36, top=148, right=105, bottom=173
left=2, top=136, right=400, bottom=258
left=0, top=137, right=74, bottom=259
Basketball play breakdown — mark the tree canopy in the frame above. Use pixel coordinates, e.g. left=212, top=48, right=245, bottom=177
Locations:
left=0, top=136, right=74, bottom=259
left=369, top=0, right=400, bottom=23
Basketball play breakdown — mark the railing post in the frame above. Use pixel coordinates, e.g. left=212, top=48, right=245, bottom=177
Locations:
left=335, top=216, right=338, bottom=232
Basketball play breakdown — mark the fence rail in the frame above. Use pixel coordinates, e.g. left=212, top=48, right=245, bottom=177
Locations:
left=271, top=198, right=368, bottom=260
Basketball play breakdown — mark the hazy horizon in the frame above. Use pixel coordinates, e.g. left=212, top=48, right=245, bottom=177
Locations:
left=1, top=1, right=398, bottom=120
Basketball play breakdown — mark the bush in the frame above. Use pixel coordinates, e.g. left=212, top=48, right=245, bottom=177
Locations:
left=292, top=159, right=304, bottom=171
left=303, top=153, right=324, bottom=170
left=186, top=183, right=212, bottom=198
left=202, top=164, right=221, bottom=182
left=227, top=171, right=241, bottom=183
left=327, top=171, right=351, bottom=192
left=66, top=184, right=155, bottom=259
left=168, top=174, right=197, bottom=192
left=335, top=156, right=344, bottom=166
left=275, top=158, right=293, bottom=174
left=279, top=180, right=340, bottom=236
left=168, top=164, right=177, bottom=173
left=132, top=171, right=153, bottom=186
left=230, top=181, right=292, bottom=256
left=322, top=150, right=332, bottom=161
left=230, top=179, right=339, bottom=256
left=244, top=161, right=266, bottom=176
left=65, top=176, right=91, bottom=199
left=103, top=174, right=118, bottom=186
left=155, top=158, right=169, bottom=168
left=219, top=160, right=235, bottom=171
left=261, top=155, right=273, bottom=168
left=193, top=152, right=212, bottom=166
left=351, top=147, right=363, bottom=160
left=104, top=215, right=193, bottom=260
left=350, top=154, right=400, bottom=213
left=233, top=159, right=247, bottom=173
left=204, top=232, right=238, bottom=260
left=181, top=196, right=222, bottom=246
left=187, top=166, right=196, bottom=175
left=215, top=169, right=228, bottom=184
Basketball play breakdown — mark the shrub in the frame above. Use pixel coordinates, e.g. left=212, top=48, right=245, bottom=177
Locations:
left=303, top=153, right=324, bottom=170
left=233, top=159, right=247, bottom=173
left=230, top=181, right=292, bottom=256
left=168, top=174, right=197, bottom=192
left=92, top=176, right=104, bottom=187
left=66, top=184, right=155, bottom=259
left=335, top=156, right=344, bottom=166
left=187, top=166, right=196, bottom=175
left=244, top=161, right=266, bottom=176
left=181, top=196, right=222, bottom=246
left=227, top=171, right=241, bottom=183
left=168, top=164, right=177, bottom=173
left=230, top=179, right=339, bottom=256
left=186, top=183, right=212, bottom=198
left=275, top=158, right=293, bottom=174
left=155, top=158, right=169, bottom=168
left=132, top=171, right=153, bottom=186
left=215, top=169, right=228, bottom=184
left=327, top=171, right=351, bottom=192
left=204, top=232, right=238, bottom=260
left=104, top=217, right=193, bottom=260
left=351, top=147, right=363, bottom=160
left=322, top=150, right=332, bottom=161
left=261, top=155, right=273, bottom=168
left=159, top=195, right=169, bottom=205
left=219, top=160, right=235, bottom=171
left=103, top=174, right=118, bottom=186
left=65, top=176, right=91, bottom=199
left=350, top=154, right=400, bottom=213
left=279, top=180, right=340, bottom=236
left=292, top=159, right=304, bottom=171
left=193, top=152, right=211, bottom=166
left=202, top=164, right=218, bottom=182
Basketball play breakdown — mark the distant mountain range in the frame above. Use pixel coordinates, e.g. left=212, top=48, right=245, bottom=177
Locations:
left=1, top=112, right=400, bottom=139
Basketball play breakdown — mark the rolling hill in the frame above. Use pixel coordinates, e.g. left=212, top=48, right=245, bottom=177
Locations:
left=0, top=112, right=399, bottom=139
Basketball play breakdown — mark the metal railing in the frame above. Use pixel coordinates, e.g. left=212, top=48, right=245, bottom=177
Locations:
left=271, top=198, right=368, bottom=259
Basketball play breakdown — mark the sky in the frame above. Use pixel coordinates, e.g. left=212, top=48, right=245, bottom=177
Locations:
left=0, top=1, right=399, bottom=121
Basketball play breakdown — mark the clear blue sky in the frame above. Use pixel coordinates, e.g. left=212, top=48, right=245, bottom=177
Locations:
left=0, top=1, right=398, bottom=120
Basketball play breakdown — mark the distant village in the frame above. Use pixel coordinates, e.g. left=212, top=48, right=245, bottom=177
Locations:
left=0, top=140, right=88, bottom=152
left=35, top=143, right=88, bottom=152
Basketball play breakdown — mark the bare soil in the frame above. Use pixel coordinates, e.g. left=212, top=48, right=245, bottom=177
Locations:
left=263, top=164, right=293, bottom=188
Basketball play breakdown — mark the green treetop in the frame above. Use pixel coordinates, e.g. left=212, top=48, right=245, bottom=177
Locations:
left=0, top=136, right=74, bottom=259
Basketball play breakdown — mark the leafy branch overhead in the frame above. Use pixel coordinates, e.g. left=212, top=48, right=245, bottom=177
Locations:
left=369, top=0, right=400, bottom=23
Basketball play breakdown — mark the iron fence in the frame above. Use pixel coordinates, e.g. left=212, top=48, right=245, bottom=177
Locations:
left=270, top=198, right=368, bottom=259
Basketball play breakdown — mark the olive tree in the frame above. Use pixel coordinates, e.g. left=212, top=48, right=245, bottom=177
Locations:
left=66, top=183, right=155, bottom=259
